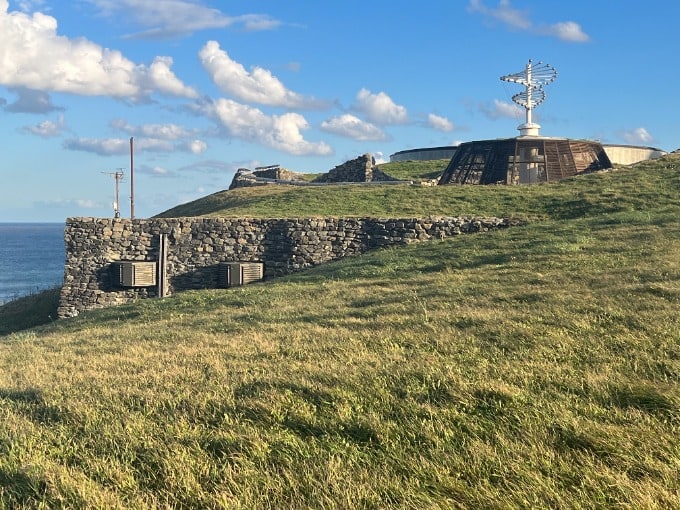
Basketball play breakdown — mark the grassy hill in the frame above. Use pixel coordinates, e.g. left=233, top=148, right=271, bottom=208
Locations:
left=1, top=156, right=679, bottom=508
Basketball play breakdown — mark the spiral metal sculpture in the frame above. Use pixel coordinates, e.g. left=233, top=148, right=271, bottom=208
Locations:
left=500, top=60, right=557, bottom=135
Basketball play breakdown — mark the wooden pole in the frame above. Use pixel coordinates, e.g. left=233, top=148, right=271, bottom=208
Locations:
left=130, top=137, right=135, bottom=220
left=157, top=234, right=168, bottom=298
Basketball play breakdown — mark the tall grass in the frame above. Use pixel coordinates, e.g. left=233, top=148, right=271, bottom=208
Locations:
left=1, top=157, right=679, bottom=508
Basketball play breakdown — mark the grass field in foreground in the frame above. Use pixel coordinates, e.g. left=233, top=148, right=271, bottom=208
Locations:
left=1, top=157, right=679, bottom=508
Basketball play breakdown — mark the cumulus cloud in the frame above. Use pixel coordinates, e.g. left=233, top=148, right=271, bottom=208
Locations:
left=22, top=114, right=67, bottom=137
left=106, top=119, right=208, bottom=154
left=84, top=0, right=281, bottom=39
left=199, top=41, right=324, bottom=109
left=620, top=127, right=653, bottom=145
left=0, top=1, right=198, bottom=101
left=352, top=88, right=408, bottom=126
left=192, top=98, right=333, bottom=156
left=182, top=139, right=208, bottom=154
left=427, top=113, right=454, bottom=132
left=320, top=114, right=387, bottom=141
left=468, top=0, right=590, bottom=42
left=481, top=99, right=524, bottom=120
left=541, top=21, right=590, bottom=42
left=3, top=87, right=63, bottom=114
left=63, top=137, right=178, bottom=155
left=110, top=119, right=199, bottom=140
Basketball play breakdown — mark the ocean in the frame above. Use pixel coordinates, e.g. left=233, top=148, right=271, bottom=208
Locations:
left=0, top=223, right=66, bottom=304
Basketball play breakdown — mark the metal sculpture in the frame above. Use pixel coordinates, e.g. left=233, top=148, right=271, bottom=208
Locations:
left=501, top=60, right=557, bottom=136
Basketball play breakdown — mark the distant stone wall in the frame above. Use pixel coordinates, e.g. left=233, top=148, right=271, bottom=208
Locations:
left=58, top=215, right=519, bottom=318
left=312, top=154, right=396, bottom=183
left=229, top=166, right=305, bottom=190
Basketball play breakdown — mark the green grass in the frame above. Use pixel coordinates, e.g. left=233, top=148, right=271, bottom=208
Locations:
left=0, top=288, right=60, bottom=335
left=1, top=156, right=679, bottom=508
left=156, top=158, right=678, bottom=222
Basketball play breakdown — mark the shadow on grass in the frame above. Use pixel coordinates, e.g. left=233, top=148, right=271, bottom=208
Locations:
left=0, top=288, right=60, bottom=336
left=0, top=469, right=50, bottom=508
left=0, top=388, right=64, bottom=425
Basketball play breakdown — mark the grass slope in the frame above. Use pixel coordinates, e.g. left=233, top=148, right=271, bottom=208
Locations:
left=156, top=159, right=676, bottom=222
left=1, top=157, right=679, bottom=508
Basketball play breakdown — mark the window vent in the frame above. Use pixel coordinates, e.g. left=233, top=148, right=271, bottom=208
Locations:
left=112, top=261, right=157, bottom=287
left=218, top=262, right=264, bottom=287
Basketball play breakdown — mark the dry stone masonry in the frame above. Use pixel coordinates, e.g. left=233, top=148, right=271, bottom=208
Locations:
left=312, top=153, right=397, bottom=183
left=228, top=154, right=400, bottom=190
left=58, top=215, right=519, bottom=318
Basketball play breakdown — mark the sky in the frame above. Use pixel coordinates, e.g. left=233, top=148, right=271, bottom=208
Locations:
left=1, top=0, right=678, bottom=222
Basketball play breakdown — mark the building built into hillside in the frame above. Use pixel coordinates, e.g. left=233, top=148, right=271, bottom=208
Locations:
left=390, top=60, right=666, bottom=184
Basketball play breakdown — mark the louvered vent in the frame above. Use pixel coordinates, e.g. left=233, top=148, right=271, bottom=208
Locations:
left=112, top=261, right=157, bottom=287
left=218, top=262, right=264, bottom=287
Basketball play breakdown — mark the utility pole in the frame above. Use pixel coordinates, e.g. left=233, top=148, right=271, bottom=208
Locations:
left=130, top=137, right=135, bottom=220
left=103, top=169, right=125, bottom=218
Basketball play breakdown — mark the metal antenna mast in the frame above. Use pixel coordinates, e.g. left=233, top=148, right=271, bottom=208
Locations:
left=103, top=169, right=125, bottom=218
left=501, top=59, right=557, bottom=136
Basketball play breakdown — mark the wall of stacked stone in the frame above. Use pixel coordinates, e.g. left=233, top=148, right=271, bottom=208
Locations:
left=58, top=215, right=518, bottom=318
left=312, top=153, right=396, bottom=183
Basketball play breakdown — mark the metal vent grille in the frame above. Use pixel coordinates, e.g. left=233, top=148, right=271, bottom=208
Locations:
left=218, top=262, right=264, bottom=287
left=112, top=261, right=157, bottom=287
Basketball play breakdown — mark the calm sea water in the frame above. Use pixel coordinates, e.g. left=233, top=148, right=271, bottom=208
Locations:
left=0, top=223, right=66, bottom=304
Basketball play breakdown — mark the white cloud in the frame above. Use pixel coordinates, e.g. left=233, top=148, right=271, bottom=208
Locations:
left=467, top=0, right=530, bottom=30
left=352, top=88, right=408, bottom=126
left=63, top=137, right=177, bottom=155
left=84, top=0, right=281, bottom=39
left=184, top=139, right=208, bottom=154
left=193, top=98, right=333, bottom=156
left=373, top=152, right=388, bottom=165
left=199, top=41, right=323, bottom=109
left=17, top=0, right=47, bottom=13
left=3, top=87, right=63, bottom=113
left=141, top=56, right=199, bottom=98
left=481, top=99, right=524, bottom=120
left=320, top=114, right=387, bottom=141
left=620, top=127, right=653, bottom=145
left=139, top=165, right=171, bottom=176
left=468, top=0, right=590, bottom=43
left=540, top=21, right=590, bottom=42
left=0, top=1, right=198, bottom=100
left=22, top=114, right=67, bottom=137
left=110, top=119, right=198, bottom=140
left=427, top=113, right=454, bottom=132
left=106, top=120, right=208, bottom=154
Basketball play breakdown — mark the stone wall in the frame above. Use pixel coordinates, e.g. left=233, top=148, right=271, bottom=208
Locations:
left=312, top=154, right=397, bottom=183
left=58, top=215, right=519, bottom=318
left=229, top=166, right=305, bottom=190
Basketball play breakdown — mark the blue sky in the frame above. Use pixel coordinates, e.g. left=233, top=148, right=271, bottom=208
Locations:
left=1, top=0, right=678, bottom=222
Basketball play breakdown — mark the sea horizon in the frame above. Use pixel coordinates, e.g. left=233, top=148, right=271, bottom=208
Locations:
left=0, top=222, right=66, bottom=304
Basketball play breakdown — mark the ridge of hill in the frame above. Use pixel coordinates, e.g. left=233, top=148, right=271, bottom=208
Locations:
left=0, top=155, right=678, bottom=507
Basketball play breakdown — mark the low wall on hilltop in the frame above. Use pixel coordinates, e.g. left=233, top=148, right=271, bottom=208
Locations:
left=58, top=215, right=518, bottom=318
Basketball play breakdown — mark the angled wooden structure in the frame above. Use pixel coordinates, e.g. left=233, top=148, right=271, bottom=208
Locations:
left=438, top=137, right=612, bottom=185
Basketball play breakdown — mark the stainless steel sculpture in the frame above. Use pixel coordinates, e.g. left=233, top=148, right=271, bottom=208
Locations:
left=501, top=59, right=557, bottom=136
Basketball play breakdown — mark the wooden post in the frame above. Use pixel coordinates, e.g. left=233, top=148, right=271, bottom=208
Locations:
left=157, top=234, right=168, bottom=298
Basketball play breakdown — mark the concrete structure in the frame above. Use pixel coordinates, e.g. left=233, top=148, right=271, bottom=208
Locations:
left=390, top=146, right=458, bottom=162
left=390, top=144, right=666, bottom=167
left=602, top=144, right=666, bottom=165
